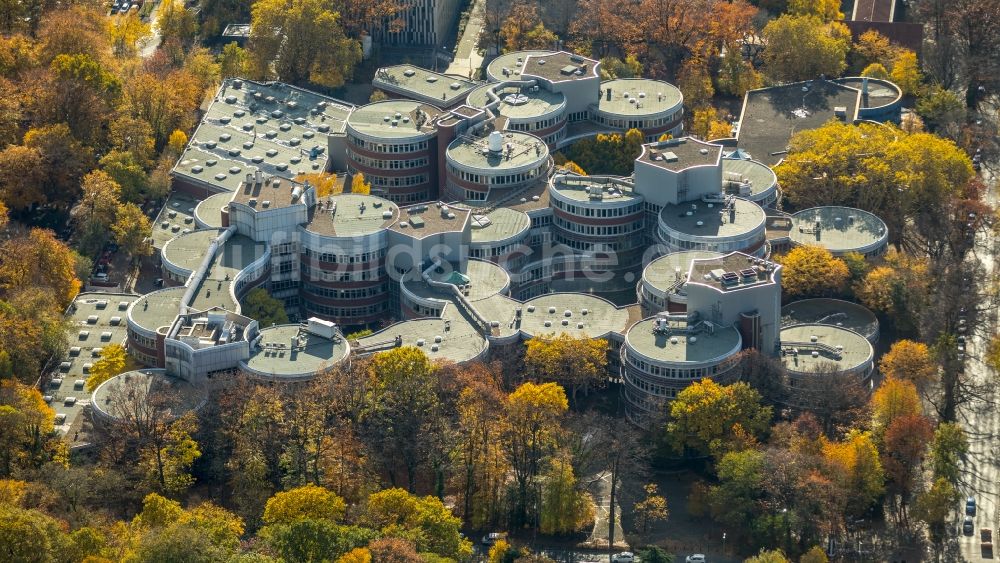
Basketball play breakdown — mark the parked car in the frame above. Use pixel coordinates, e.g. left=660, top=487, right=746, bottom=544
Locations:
left=965, top=516, right=976, bottom=535
left=686, top=555, right=707, bottom=563
left=481, top=532, right=506, bottom=546
left=967, top=496, right=977, bottom=516
left=611, top=552, right=635, bottom=563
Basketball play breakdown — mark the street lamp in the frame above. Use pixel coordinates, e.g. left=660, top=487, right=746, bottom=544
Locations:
left=722, top=532, right=727, bottom=554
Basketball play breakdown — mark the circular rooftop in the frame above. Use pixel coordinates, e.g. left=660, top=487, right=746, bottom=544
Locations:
left=466, top=84, right=566, bottom=122
left=625, top=316, right=742, bottom=367
left=779, top=323, right=874, bottom=376
left=470, top=207, right=531, bottom=246
left=659, top=197, right=766, bottom=241
left=446, top=131, right=549, bottom=174
left=91, top=369, right=207, bottom=423
left=346, top=100, right=440, bottom=140
left=518, top=293, right=630, bottom=339
left=549, top=175, right=642, bottom=206
left=789, top=206, right=888, bottom=255
left=597, top=79, right=683, bottom=118
left=241, top=324, right=350, bottom=382
left=642, top=251, right=723, bottom=298
left=304, top=193, right=399, bottom=239
left=128, top=286, right=186, bottom=335
left=162, top=229, right=221, bottom=276
left=194, top=192, right=232, bottom=229
left=781, top=298, right=879, bottom=343
left=834, top=77, right=903, bottom=111
left=357, top=318, right=488, bottom=365
left=722, top=157, right=778, bottom=204
left=406, top=259, right=511, bottom=302
left=487, top=50, right=555, bottom=82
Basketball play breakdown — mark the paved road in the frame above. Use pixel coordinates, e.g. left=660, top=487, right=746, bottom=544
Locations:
left=582, top=471, right=628, bottom=552
left=138, top=1, right=163, bottom=58
left=955, top=102, right=1000, bottom=562
left=445, top=0, right=485, bottom=79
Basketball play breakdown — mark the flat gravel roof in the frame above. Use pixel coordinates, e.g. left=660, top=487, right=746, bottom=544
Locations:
left=470, top=207, right=531, bottom=244
left=642, top=251, right=722, bottom=295
left=242, top=325, right=350, bottom=379
left=598, top=78, right=683, bottom=116
left=789, top=206, right=888, bottom=254
left=305, top=194, right=399, bottom=238
left=347, top=100, right=441, bottom=140
left=780, top=323, right=874, bottom=374
left=626, top=317, right=741, bottom=365
left=659, top=197, right=765, bottom=239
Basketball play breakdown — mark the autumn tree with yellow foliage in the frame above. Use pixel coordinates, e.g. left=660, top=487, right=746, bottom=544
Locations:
left=86, top=344, right=130, bottom=392
left=778, top=245, right=850, bottom=298
left=524, top=332, right=607, bottom=405
left=879, top=340, right=937, bottom=390
left=667, top=380, right=772, bottom=458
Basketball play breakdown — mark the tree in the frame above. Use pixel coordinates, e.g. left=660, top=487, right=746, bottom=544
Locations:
left=860, top=63, right=889, bottom=80
left=100, top=150, right=149, bottom=203
left=109, top=12, right=151, bottom=57
left=633, top=483, right=668, bottom=534
left=350, top=173, right=372, bottom=195
left=778, top=246, right=849, bottom=298
left=140, top=413, right=201, bottom=496
left=850, top=29, right=897, bottom=73
left=524, top=333, right=607, bottom=405
left=261, top=519, right=374, bottom=563
left=366, top=537, right=423, bottom=563
left=0, top=228, right=81, bottom=307
left=637, top=546, right=674, bottom=563
left=916, top=85, right=965, bottom=132
left=0, top=504, right=72, bottom=562
left=913, top=477, right=957, bottom=544
left=677, top=58, right=714, bottom=110
left=263, top=485, right=346, bottom=525
left=0, top=380, right=57, bottom=476
left=362, top=488, right=472, bottom=559
left=112, top=203, right=153, bottom=261
left=561, top=161, right=587, bottom=175
left=890, top=51, right=922, bottom=96
left=76, top=170, right=123, bottom=254
left=167, top=130, right=188, bottom=158
left=23, top=124, right=95, bottom=209
left=881, top=414, right=933, bottom=526
left=878, top=340, right=937, bottom=389
left=248, top=0, right=362, bottom=88
left=502, top=382, right=568, bottom=526
left=745, top=549, right=790, bottom=563
left=717, top=54, right=763, bottom=98
left=762, top=15, right=850, bottom=82
left=157, top=0, right=199, bottom=47
left=821, top=431, right=885, bottom=517
left=871, top=377, right=921, bottom=436
left=219, top=42, right=248, bottom=79
left=110, top=115, right=156, bottom=164
left=338, top=548, right=372, bottom=563
left=800, top=546, right=829, bottom=563
left=538, top=452, right=593, bottom=534
left=666, top=380, right=772, bottom=458
left=36, top=5, right=110, bottom=64
left=929, top=422, right=967, bottom=485
left=788, top=0, right=841, bottom=21
left=86, top=344, right=129, bottom=392
left=690, top=107, right=732, bottom=140
left=453, top=381, right=508, bottom=529
left=242, top=288, right=289, bottom=328
left=0, top=145, right=47, bottom=210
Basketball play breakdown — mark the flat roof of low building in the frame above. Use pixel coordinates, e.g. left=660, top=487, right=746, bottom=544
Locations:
left=625, top=317, right=742, bottom=365
left=549, top=175, right=641, bottom=204
left=789, top=206, right=888, bottom=254
left=598, top=79, right=683, bottom=116
left=163, top=229, right=223, bottom=274
left=173, top=79, right=353, bottom=192
left=722, top=157, right=778, bottom=197
left=194, top=192, right=231, bottom=229
left=346, top=100, right=441, bottom=140
left=638, top=138, right=722, bottom=172
left=659, top=197, right=766, bottom=240
left=487, top=50, right=555, bottom=80
left=834, top=77, right=902, bottom=110
left=92, top=370, right=207, bottom=422
left=736, top=80, right=861, bottom=165
left=242, top=325, right=350, bottom=379
left=130, top=286, right=187, bottom=334
left=687, top=252, right=779, bottom=291
left=54, top=292, right=139, bottom=443
left=780, top=324, right=874, bottom=374
left=189, top=234, right=264, bottom=313
left=781, top=298, right=879, bottom=342
left=479, top=179, right=550, bottom=213
left=642, top=251, right=722, bottom=295
left=356, top=317, right=488, bottom=364
left=388, top=203, right=470, bottom=236
left=305, top=193, right=399, bottom=238
left=522, top=51, right=599, bottom=83
left=447, top=131, right=549, bottom=172
left=851, top=0, right=895, bottom=22
left=466, top=84, right=565, bottom=120
left=153, top=193, right=201, bottom=249
left=405, top=259, right=510, bottom=302
left=518, top=293, right=630, bottom=339
left=231, top=175, right=307, bottom=209
left=470, top=207, right=531, bottom=245
left=373, top=65, right=478, bottom=107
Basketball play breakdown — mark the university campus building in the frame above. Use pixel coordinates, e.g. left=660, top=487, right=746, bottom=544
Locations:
left=46, top=57, right=900, bottom=438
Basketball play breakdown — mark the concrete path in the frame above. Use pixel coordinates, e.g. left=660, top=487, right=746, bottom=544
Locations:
left=445, top=0, right=486, bottom=79
left=582, top=471, right=629, bottom=551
